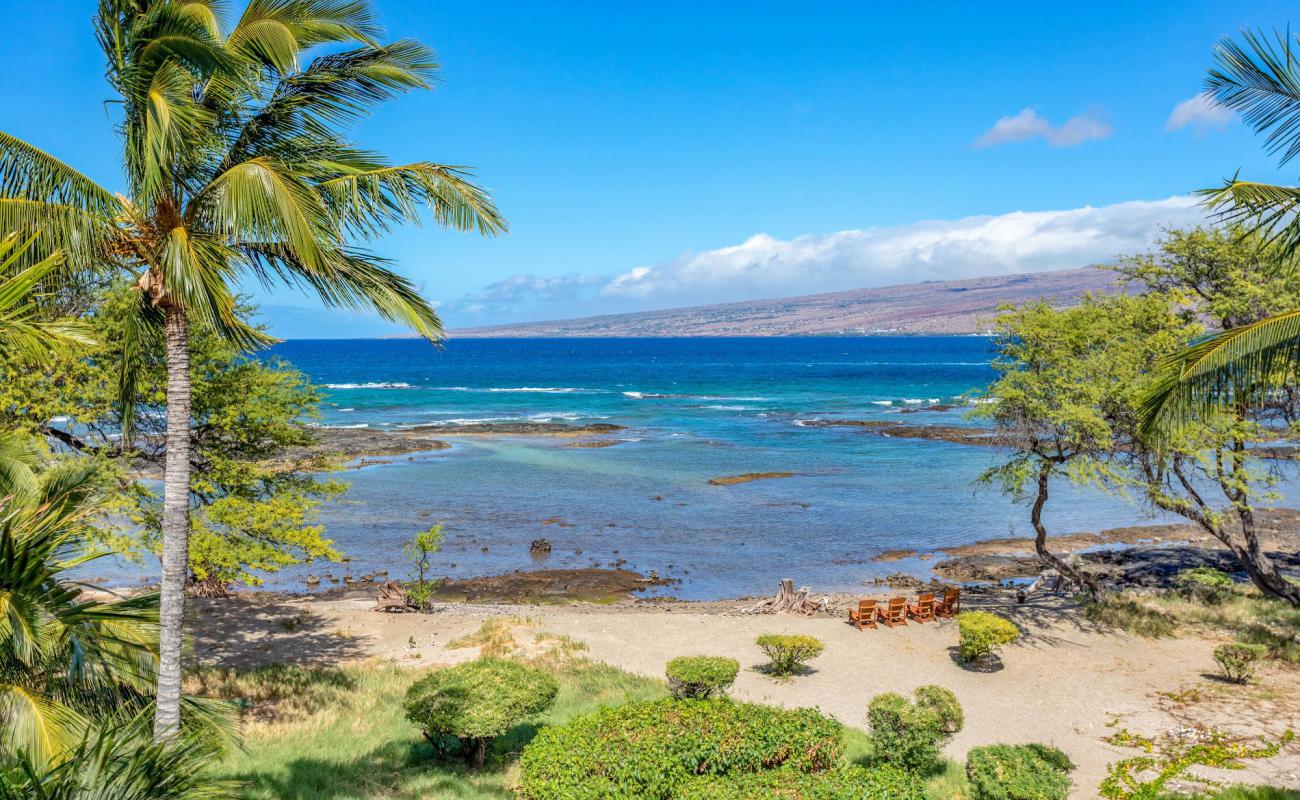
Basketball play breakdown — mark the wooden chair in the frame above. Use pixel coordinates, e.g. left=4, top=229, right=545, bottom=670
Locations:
left=879, top=597, right=907, bottom=627
left=935, top=587, right=961, bottom=618
left=908, top=592, right=936, bottom=623
left=848, top=599, right=878, bottom=630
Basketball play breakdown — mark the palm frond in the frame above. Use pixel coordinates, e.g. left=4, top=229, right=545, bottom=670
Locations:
left=1138, top=308, right=1300, bottom=437
left=227, top=0, right=380, bottom=72
left=240, top=242, right=442, bottom=340
left=0, top=233, right=95, bottom=365
left=319, top=161, right=506, bottom=238
left=1206, top=28, right=1300, bottom=165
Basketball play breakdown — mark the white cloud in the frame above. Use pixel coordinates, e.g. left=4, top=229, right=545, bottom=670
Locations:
left=602, top=196, right=1204, bottom=306
left=450, top=197, right=1206, bottom=323
left=1165, top=93, right=1234, bottom=133
left=974, top=108, right=1112, bottom=148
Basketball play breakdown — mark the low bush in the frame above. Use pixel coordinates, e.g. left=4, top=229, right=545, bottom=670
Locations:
left=1213, top=643, right=1268, bottom=684
left=756, top=634, right=825, bottom=677
left=677, top=764, right=924, bottom=800
left=666, top=656, right=739, bottom=699
left=956, top=611, right=1020, bottom=663
left=866, top=685, right=963, bottom=774
left=1177, top=567, right=1234, bottom=605
left=966, top=743, right=1074, bottom=800
left=518, top=697, right=843, bottom=799
left=402, top=657, right=558, bottom=767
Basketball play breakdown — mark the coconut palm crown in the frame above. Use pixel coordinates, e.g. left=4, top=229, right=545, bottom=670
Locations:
left=0, top=0, right=505, bottom=738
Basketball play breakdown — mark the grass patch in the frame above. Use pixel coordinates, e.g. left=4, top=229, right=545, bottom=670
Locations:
left=212, top=658, right=666, bottom=799
left=446, top=616, right=540, bottom=657
left=1086, top=586, right=1300, bottom=663
left=843, top=725, right=969, bottom=799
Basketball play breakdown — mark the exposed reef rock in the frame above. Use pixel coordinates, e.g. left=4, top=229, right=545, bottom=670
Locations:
left=708, top=471, right=797, bottom=486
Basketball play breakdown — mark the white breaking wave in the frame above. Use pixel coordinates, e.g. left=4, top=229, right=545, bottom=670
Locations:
left=435, top=386, right=602, bottom=394
left=324, top=381, right=412, bottom=390
left=314, top=423, right=370, bottom=429
left=870, top=400, right=892, bottom=406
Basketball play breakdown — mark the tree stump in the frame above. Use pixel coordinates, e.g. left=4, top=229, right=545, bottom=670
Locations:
left=740, top=578, right=827, bottom=615
left=374, top=581, right=415, bottom=612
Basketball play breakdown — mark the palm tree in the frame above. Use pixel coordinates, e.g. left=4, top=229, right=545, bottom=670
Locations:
left=1143, top=29, right=1300, bottom=426
left=0, top=461, right=161, bottom=767
left=0, top=0, right=505, bottom=738
left=0, top=716, right=235, bottom=799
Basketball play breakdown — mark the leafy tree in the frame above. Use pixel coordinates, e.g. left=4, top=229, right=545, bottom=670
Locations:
left=402, top=524, right=443, bottom=608
left=977, top=294, right=1195, bottom=599
left=0, top=287, right=346, bottom=595
left=0, top=0, right=505, bottom=737
left=1120, top=231, right=1300, bottom=606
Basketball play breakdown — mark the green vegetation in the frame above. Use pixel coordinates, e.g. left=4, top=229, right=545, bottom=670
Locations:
left=866, top=686, right=964, bottom=774
left=1086, top=585, right=1300, bottom=664
left=0, top=460, right=159, bottom=767
left=755, top=633, right=825, bottom=678
left=977, top=293, right=1194, bottom=599
left=1213, top=643, right=1268, bottom=684
left=965, top=744, right=1074, bottom=800
left=1101, top=728, right=1294, bottom=800
left=402, top=525, right=444, bottom=609
left=518, top=697, right=844, bottom=799
left=665, top=656, right=740, bottom=699
left=1157, top=789, right=1300, bottom=800
left=956, top=612, right=1020, bottom=663
left=403, top=657, right=559, bottom=768
left=1177, top=567, right=1235, bottom=605
left=212, top=659, right=664, bottom=799
left=677, top=764, right=923, bottom=799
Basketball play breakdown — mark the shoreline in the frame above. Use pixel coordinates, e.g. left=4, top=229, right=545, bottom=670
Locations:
left=90, top=509, right=1300, bottom=605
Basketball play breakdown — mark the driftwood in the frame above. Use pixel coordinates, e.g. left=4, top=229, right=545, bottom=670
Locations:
left=740, top=578, right=827, bottom=615
left=374, top=581, right=417, bottom=612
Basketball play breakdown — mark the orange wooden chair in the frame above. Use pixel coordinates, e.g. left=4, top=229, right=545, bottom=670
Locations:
left=908, top=592, right=936, bottom=623
left=935, top=587, right=961, bottom=618
left=848, top=599, right=878, bottom=630
left=879, top=597, right=907, bottom=627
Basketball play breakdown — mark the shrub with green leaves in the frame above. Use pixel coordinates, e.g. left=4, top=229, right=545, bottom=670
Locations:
left=866, top=685, right=964, bottom=774
left=1177, top=567, right=1234, bottom=605
left=966, top=743, right=1074, bottom=800
left=665, top=656, right=739, bottom=699
left=1213, top=643, right=1267, bottom=684
left=402, top=657, right=558, bottom=767
left=756, top=634, right=825, bottom=678
left=518, top=698, right=843, bottom=799
left=677, top=764, right=924, bottom=800
left=956, top=611, right=1020, bottom=663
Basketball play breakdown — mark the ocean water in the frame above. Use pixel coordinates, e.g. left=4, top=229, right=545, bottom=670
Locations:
left=88, top=337, right=1284, bottom=598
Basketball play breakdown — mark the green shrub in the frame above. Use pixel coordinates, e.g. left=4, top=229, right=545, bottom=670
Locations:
left=402, top=657, right=558, bottom=767
left=518, top=698, right=843, bottom=799
left=665, top=656, right=739, bottom=699
left=966, top=743, right=1074, bottom=800
left=1213, top=643, right=1268, bottom=684
left=678, top=764, right=925, bottom=799
left=866, top=685, right=964, bottom=774
left=1177, top=567, right=1234, bottom=605
left=756, top=634, right=825, bottom=678
left=956, top=611, right=1020, bottom=663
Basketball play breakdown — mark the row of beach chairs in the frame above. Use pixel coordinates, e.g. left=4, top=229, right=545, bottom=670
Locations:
left=848, top=587, right=960, bottom=630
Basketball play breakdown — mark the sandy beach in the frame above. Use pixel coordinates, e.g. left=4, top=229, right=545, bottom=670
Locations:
left=187, top=589, right=1300, bottom=797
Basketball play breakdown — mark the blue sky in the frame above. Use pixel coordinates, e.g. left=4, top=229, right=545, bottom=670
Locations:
left=2, top=1, right=1297, bottom=337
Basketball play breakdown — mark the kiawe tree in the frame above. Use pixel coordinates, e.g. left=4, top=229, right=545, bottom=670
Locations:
left=1123, top=228, right=1300, bottom=606
left=0, top=0, right=505, bottom=738
left=978, top=294, right=1196, bottom=601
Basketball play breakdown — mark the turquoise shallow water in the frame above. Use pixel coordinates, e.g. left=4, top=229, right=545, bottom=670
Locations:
left=84, top=336, right=1299, bottom=598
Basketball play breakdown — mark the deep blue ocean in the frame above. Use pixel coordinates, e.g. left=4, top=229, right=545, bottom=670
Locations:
left=91, top=337, right=1278, bottom=598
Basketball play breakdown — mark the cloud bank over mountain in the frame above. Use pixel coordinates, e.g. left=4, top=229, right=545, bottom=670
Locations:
left=445, top=196, right=1205, bottom=324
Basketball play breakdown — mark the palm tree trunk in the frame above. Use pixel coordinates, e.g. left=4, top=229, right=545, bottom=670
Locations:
left=153, top=304, right=190, bottom=740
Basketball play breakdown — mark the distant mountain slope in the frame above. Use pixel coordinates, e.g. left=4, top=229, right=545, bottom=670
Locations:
left=448, top=266, right=1121, bottom=338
